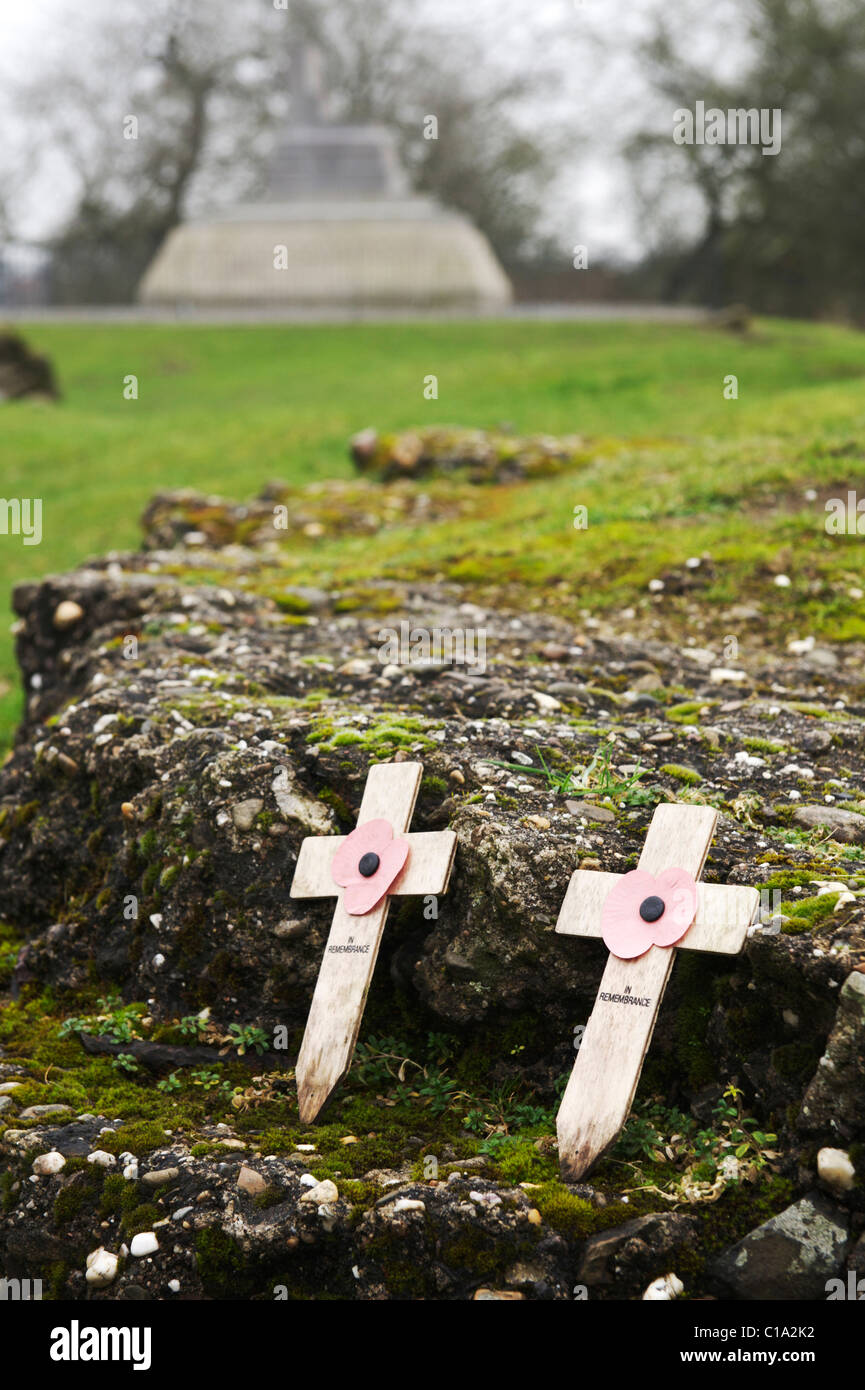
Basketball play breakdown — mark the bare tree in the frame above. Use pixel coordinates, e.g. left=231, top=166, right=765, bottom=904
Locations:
left=8, top=0, right=281, bottom=301
left=3, top=0, right=578, bottom=301
left=628, top=0, right=865, bottom=318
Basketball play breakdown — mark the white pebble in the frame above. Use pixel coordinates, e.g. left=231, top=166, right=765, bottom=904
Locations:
left=32, top=1151, right=66, bottom=1176
left=642, top=1272, right=684, bottom=1301
left=130, top=1232, right=159, bottom=1257
left=87, top=1150, right=116, bottom=1167
left=85, top=1247, right=119, bottom=1288
left=817, top=1147, right=856, bottom=1193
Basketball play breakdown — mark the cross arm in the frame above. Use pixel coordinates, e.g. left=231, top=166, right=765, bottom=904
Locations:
left=291, top=830, right=457, bottom=899
left=555, top=870, right=759, bottom=954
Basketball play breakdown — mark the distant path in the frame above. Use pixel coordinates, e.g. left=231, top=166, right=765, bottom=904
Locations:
left=0, top=302, right=708, bottom=326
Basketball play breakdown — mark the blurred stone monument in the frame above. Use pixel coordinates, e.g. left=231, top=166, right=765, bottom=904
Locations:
left=139, top=45, right=512, bottom=311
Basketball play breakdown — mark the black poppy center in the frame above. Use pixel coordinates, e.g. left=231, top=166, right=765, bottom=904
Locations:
left=358, top=851, right=380, bottom=878
left=639, top=895, right=665, bottom=923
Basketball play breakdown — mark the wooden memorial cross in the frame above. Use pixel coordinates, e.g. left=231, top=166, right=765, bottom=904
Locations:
left=289, top=761, right=456, bottom=1123
left=554, top=803, right=759, bottom=1181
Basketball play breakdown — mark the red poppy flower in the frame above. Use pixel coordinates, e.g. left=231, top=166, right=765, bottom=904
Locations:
left=601, top=867, right=698, bottom=960
left=331, top=818, right=409, bottom=915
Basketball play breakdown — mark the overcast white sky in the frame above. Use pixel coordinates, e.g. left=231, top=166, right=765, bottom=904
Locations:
left=0, top=0, right=743, bottom=257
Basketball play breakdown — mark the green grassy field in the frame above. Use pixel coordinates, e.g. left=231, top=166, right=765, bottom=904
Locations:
left=3, top=316, right=865, bottom=750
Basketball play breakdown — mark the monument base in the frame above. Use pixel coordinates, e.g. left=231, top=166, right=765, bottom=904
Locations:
left=138, top=200, right=512, bottom=310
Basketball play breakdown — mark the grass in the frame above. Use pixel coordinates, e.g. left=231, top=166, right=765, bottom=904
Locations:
left=3, top=315, right=865, bottom=751
left=484, top=738, right=650, bottom=804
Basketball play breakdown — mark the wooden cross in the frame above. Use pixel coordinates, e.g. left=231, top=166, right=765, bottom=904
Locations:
left=289, top=761, right=456, bottom=1123
left=554, top=803, right=759, bottom=1182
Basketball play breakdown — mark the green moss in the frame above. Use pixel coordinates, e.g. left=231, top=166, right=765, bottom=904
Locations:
left=743, top=737, right=787, bottom=754
left=720, top=993, right=778, bottom=1055
left=758, top=869, right=823, bottom=890
left=275, top=593, right=314, bottom=614
left=46, top=1261, right=70, bottom=1301
left=364, top=1225, right=435, bottom=1297
left=253, top=1187, right=285, bottom=1210
left=137, top=829, right=159, bottom=860
left=440, top=1225, right=529, bottom=1280
left=532, top=1182, right=596, bottom=1238
left=53, top=1169, right=101, bottom=1224
left=141, top=862, right=161, bottom=895
left=97, top=1121, right=172, bottom=1156
left=122, top=1202, right=161, bottom=1237
left=98, top=1172, right=128, bottom=1218
left=339, top=1179, right=381, bottom=1212
left=159, top=865, right=181, bottom=890
left=0, top=1170, right=16, bottom=1215
left=699, top=1176, right=794, bottom=1253
left=195, top=1226, right=254, bottom=1298
left=673, top=954, right=717, bottom=1088
left=485, top=1137, right=555, bottom=1184
left=421, top=775, right=448, bottom=796
left=316, top=788, right=354, bottom=826
left=782, top=892, right=839, bottom=933
left=667, top=701, right=712, bottom=725
left=771, top=1041, right=822, bottom=1081
left=786, top=702, right=830, bottom=718
left=660, top=764, right=703, bottom=785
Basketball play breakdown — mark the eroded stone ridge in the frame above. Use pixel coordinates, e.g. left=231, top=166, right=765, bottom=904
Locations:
left=1, top=520, right=864, bottom=1299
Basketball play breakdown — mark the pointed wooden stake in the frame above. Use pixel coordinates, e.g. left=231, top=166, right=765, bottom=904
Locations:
left=555, top=803, right=759, bottom=1182
left=290, top=761, right=456, bottom=1123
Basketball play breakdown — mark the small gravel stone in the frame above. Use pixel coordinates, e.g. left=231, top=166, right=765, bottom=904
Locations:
left=19, top=1104, right=72, bottom=1119
left=130, top=1232, right=159, bottom=1257
left=817, top=1147, right=856, bottom=1193
left=237, top=1164, right=268, bottom=1197
left=85, top=1247, right=119, bottom=1288
left=87, top=1150, right=116, bottom=1168
left=141, top=1166, right=180, bottom=1189
left=53, top=600, right=84, bottom=630
left=32, top=1151, right=66, bottom=1176
left=231, top=798, right=264, bottom=832
left=299, top=1179, right=338, bottom=1204
left=566, top=801, right=614, bottom=822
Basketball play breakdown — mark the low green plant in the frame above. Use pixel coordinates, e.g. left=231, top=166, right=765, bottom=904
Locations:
left=58, top=994, right=148, bottom=1044
left=484, top=739, right=650, bottom=805
left=227, top=1023, right=270, bottom=1056
left=111, top=1052, right=140, bottom=1076
left=178, top=1010, right=211, bottom=1041
left=189, top=1067, right=232, bottom=1095
left=614, top=1084, right=779, bottom=1199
